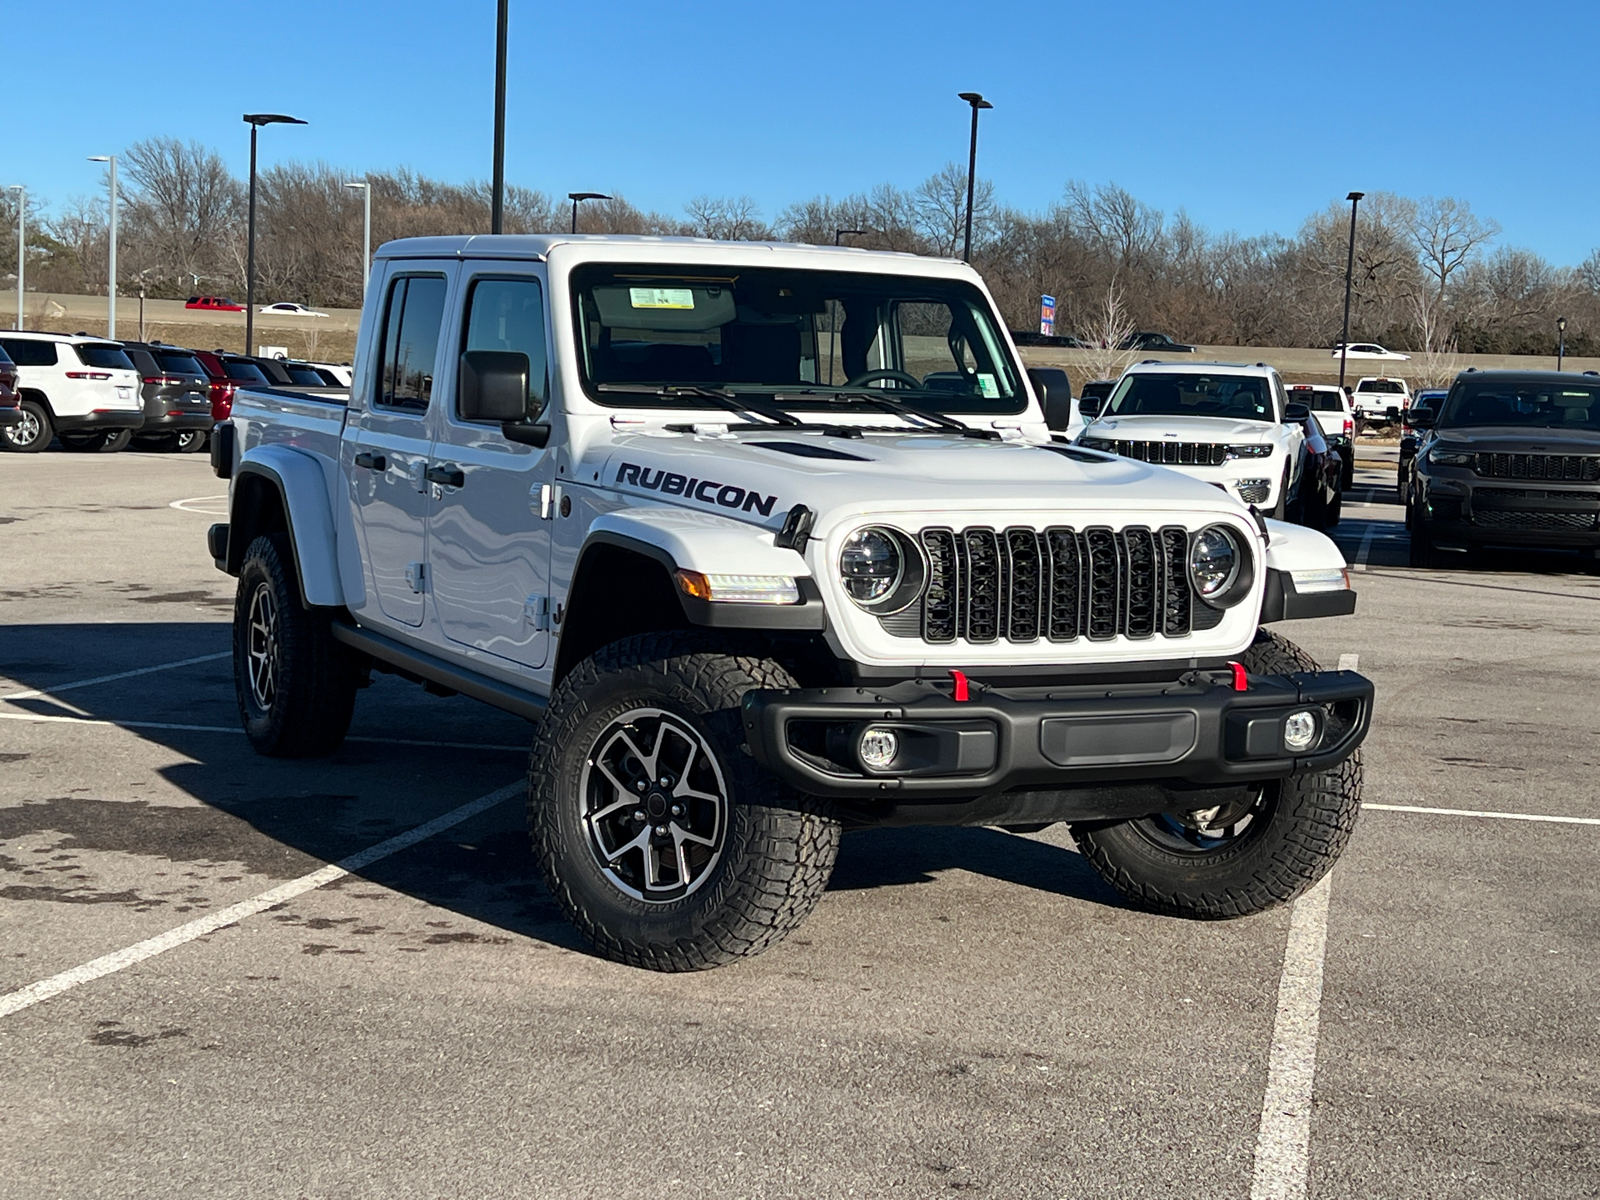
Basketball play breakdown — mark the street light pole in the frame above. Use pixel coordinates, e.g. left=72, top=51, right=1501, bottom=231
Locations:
left=567, top=192, right=610, bottom=234
left=88, top=157, right=117, bottom=338
left=7, top=185, right=21, bottom=330
left=833, top=228, right=863, bottom=246
left=345, top=180, right=371, bottom=299
left=242, top=114, right=307, bottom=355
left=1337, top=191, right=1364, bottom=393
left=491, top=0, right=509, bottom=233
left=957, top=92, right=992, bottom=264
left=1558, top=316, right=1567, bottom=371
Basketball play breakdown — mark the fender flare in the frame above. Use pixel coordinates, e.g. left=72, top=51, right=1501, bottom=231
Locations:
left=1259, top=519, right=1356, bottom=623
left=231, top=446, right=345, bottom=608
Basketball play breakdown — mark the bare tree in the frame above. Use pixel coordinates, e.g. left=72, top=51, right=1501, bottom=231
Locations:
left=912, top=162, right=995, bottom=257
left=1076, top=284, right=1139, bottom=382
left=683, top=195, right=770, bottom=240
left=121, top=137, right=243, bottom=296
left=1407, top=195, right=1498, bottom=309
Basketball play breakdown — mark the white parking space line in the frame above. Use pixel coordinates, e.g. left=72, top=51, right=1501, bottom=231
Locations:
left=0, top=652, right=231, bottom=703
left=1336, top=653, right=1359, bottom=672
left=1249, top=873, right=1333, bottom=1200
left=168, top=494, right=229, bottom=515
left=0, top=710, right=524, bottom=752
left=0, top=780, right=524, bottom=1021
left=1352, top=524, right=1377, bottom=573
left=1364, top=802, right=1600, bottom=826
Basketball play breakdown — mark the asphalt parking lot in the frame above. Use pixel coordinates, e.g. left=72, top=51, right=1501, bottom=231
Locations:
left=2, top=450, right=1596, bottom=1200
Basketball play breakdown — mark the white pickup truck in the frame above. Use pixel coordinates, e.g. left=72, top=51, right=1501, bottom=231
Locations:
left=207, top=234, right=1372, bottom=971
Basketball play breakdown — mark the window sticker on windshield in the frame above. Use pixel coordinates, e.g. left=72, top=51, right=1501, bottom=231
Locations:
left=629, top=287, right=695, bottom=310
left=977, top=373, right=1000, bottom=398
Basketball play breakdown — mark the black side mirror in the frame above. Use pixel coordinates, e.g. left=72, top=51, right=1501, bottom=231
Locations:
left=1407, top=407, right=1435, bottom=429
left=459, top=349, right=532, bottom=422
left=1027, top=367, right=1074, bottom=432
left=1283, top=402, right=1310, bottom=422
left=1077, top=394, right=1103, bottom=419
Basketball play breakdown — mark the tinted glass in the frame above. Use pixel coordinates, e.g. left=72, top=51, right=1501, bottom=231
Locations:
left=0, top=339, right=53, bottom=366
left=463, top=277, right=548, bottom=411
left=1309, top=392, right=1345, bottom=412
left=282, top=364, right=328, bottom=386
left=572, top=263, right=1022, bottom=414
left=223, top=360, right=269, bottom=383
left=377, top=275, right=448, bottom=412
left=126, top=348, right=159, bottom=375
left=1437, top=380, right=1600, bottom=431
left=155, top=351, right=205, bottom=377
left=0, top=344, right=13, bottom=366
left=76, top=344, right=136, bottom=370
left=1106, top=372, right=1274, bottom=422
left=1359, top=379, right=1404, bottom=394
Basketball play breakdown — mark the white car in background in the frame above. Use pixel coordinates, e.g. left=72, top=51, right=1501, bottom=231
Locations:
left=0, top=331, right=144, bottom=453
left=1331, top=342, right=1410, bottom=362
left=1077, top=360, right=1308, bottom=518
left=258, top=302, right=330, bottom=317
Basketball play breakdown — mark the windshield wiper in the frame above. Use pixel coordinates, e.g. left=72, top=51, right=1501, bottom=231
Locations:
left=597, top=382, right=802, bottom=427
left=776, top=390, right=1000, bottom=440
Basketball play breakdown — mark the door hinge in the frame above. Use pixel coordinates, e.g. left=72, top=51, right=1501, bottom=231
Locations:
left=405, top=561, right=429, bottom=593
left=523, top=593, right=550, bottom=630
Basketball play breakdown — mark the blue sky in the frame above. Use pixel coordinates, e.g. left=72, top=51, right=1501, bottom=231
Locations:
left=7, top=0, right=1597, bottom=263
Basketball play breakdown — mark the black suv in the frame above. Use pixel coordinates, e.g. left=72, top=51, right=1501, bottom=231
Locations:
left=1407, top=370, right=1600, bottom=567
left=122, top=342, right=213, bottom=452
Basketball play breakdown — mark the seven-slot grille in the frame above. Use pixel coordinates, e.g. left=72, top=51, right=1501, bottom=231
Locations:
left=916, top=525, right=1216, bottom=645
left=1473, top=453, right=1600, bottom=482
left=1098, top=440, right=1229, bottom=466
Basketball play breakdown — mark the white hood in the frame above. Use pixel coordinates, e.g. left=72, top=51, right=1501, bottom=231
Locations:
left=1085, top=413, right=1281, bottom=444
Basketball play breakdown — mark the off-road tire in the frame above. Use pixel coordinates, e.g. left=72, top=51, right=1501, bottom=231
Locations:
left=1, top=400, right=51, bottom=452
left=528, top=631, right=841, bottom=971
left=233, top=532, right=359, bottom=757
left=1072, top=629, right=1362, bottom=919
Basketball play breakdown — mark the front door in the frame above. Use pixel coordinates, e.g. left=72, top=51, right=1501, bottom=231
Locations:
left=350, top=269, right=452, bottom=628
left=426, top=271, right=556, bottom=669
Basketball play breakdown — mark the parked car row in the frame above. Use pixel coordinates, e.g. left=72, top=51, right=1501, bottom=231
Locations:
left=0, top=330, right=349, bottom=454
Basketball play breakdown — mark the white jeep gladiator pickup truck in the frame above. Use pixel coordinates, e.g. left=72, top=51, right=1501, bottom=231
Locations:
left=207, top=234, right=1372, bottom=972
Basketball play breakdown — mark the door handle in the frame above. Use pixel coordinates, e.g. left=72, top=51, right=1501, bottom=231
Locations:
left=425, top=464, right=465, bottom=488
left=354, top=451, right=387, bottom=471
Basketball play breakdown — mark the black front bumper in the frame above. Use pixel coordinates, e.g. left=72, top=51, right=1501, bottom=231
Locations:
left=743, top=667, right=1372, bottom=806
left=1419, top=472, right=1600, bottom=548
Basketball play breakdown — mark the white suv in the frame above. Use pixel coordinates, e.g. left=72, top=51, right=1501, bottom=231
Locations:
left=0, top=332, right=144, bottom=453
left=1076, top=360, right=1307, bottom=517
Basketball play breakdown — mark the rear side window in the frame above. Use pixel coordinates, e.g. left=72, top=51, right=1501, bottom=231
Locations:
left=376, top=275, right=449, bottom=412
left=126, top=348, right=159, bottom=375
left=0, top=344, right=13, bottom=366
left=155, top=351, right=205, bottom=376
left=76, top=344, right=136, bottom=370
left=461, top=276, right=548, bottom=415
left=1311, top=392, right=1344, bottom=412
left=0, top=338, right=58, bottom=367
left=282, top=364, right=327, bottom=386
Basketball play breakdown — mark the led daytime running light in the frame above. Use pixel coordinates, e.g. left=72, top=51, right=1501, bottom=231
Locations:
left=674, top=570, right=800, bottom=605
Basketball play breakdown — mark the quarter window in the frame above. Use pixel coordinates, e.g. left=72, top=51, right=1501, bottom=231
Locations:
left=0, top=338, right=58, bottom=367
left=375, top=274, right=448, bottom=413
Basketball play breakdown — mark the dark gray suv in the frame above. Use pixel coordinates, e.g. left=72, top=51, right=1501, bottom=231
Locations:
left=122, top=342, right=213, bottom=452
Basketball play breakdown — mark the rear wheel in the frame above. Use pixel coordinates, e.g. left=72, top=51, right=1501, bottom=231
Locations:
left=1072, top=630, right=1362, bottom=919
left=174, top=429, right=208, bottom=453
left=233, top=533, right=360, bottom=756
left=59, top=429, right=131, bottom=453
left=1, top=400, right=51, bottom=452
left=528, top=631, right=841, bottom=971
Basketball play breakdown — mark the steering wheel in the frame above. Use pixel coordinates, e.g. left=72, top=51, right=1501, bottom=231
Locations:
left=844, top=368, right=922, bottom=390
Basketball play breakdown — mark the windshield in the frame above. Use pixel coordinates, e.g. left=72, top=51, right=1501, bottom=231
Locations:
left=1436, top=380, right=1600, bottom=431
left=571, top=264, right=1023, bottom=415
left=1104, top=372, right=1276, bottom=422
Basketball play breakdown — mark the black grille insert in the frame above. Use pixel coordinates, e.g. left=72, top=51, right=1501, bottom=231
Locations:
left=1474, top=453, right=1600, bottom=482
left=915, top=524, right=1208, bottom=643
left=1106, top=440, right=1229, bottom=466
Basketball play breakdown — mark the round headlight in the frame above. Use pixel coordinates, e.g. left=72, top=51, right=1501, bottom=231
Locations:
left=840, top=528, right=902, bottom=606
left=1189, top=526, right=1242, bottom=601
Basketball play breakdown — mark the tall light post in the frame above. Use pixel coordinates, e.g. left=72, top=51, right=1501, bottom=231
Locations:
left=491, top=0, right=509, bottom=233
left=1337, top=190, right=1364, bottom=393
left=833, top=228, right=863, bottom=246
left=7, top=185, right=21, bottom=330
left=567, top=192, right=610, bottom=234
left=1558, top=316, right=1567, bottom=371
left=957, top=92, right=992, bottom=264
left=87, top=156, right=117, bottom=338
left=345, top=180, right=371, bottom=299
left=243, top=113, right=307, bottom=355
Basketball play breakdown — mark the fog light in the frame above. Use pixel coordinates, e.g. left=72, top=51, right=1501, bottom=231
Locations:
left=858, top=727, right=899, bottom=770
left=1283, top=709, right=1319, bottom=752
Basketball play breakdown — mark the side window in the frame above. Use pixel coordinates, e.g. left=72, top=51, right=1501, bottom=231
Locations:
left=0, top=339, right=58, bottom=367
left=461, top=276, right=548, bottom=416
left=374, top=274, right=448, bottom=413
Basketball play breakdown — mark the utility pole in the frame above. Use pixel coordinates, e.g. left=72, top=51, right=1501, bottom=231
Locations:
left=1337, top=191, right=1364, bottom=393
left=7, top=185, right=21, bottom=330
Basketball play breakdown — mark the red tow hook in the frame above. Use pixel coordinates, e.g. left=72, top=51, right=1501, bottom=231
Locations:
left=1228, top=661, right=1249, bottom=692
left=949, top=669, right=970, bottom=702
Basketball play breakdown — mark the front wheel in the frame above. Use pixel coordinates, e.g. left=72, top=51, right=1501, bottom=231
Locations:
left=527, top=632, right=841, bottom=971
left=233, top=532, right=360, bottom=756
left=1072, top=630, right=1362, bottom=919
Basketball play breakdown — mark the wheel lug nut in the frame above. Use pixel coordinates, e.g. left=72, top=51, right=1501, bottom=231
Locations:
left=671, top=804, right=684, bottom=817
left=659, top=776, right=671, bottom=787
left=654, top=825, right=667, bottom=836
left=633, top=809, right=647, bottom=822
left=635, top=780, right=647, bottom=792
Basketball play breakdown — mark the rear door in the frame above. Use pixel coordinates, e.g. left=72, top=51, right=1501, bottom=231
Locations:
left=425, top=269, right=557, bottom=669
left=349, top=265, right=454, bottom=628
